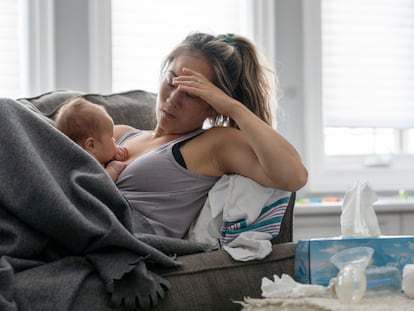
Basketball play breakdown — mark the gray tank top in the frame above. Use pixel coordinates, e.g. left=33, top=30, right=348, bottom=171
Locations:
left=116, top=129, right=220, bottom=238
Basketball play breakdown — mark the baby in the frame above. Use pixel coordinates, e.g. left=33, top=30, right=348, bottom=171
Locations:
left=55, top=97, right=128, bottom=181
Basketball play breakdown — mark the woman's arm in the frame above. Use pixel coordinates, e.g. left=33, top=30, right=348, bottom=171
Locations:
left=173, top=68, right=308, bottom=191
left=214, top=105, right=308, bottom=191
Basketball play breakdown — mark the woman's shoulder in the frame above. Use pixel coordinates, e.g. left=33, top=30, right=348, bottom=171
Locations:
left=205, top=126, right=239, bottom=134
left=203, top=126, right=241, bottom=140
left=198, top=126, right=243, bottom=150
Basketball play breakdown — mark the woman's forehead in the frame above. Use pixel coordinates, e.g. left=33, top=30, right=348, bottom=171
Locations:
left=169, top=53, right=214, bottom=80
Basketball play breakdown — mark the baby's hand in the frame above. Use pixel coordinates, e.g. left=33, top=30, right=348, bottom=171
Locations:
left=114, top=146, right=129, bottom=161
left=105, top=160, right=127, bottom=182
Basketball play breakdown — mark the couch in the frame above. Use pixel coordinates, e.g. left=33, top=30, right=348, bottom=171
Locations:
left=15, top=89, right=297, bottom=311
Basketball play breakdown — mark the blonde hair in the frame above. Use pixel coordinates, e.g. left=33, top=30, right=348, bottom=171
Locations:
left=55, top=97, right=109, bottom=144
left=161, top=32, right=278, bottom=128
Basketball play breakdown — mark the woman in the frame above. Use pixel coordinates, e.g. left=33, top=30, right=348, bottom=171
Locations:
left=114, top=32, right=308, bottom=239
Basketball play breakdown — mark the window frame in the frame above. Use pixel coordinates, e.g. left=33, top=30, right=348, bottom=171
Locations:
left=303, top=0, right=414, bottom=194
left=25, top=0, right=55, bottom=96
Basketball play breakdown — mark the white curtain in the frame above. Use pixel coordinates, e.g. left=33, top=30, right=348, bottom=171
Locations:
left=0, top=0, right=23, bottom=98
left=321, top=0, right=414, bottom=128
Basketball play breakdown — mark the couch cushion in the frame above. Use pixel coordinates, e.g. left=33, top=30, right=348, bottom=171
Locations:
left=151, top=242, right=297, bottom=311
left=17, top=89, right=157, bottom=130
left=69, top=243, right=296, bottom=311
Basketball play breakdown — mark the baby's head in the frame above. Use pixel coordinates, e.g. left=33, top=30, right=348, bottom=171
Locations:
left=55, top=97, right=116, bottom=165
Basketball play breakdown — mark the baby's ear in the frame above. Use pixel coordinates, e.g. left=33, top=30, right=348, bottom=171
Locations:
left=82, top=137, right=95, bottom=153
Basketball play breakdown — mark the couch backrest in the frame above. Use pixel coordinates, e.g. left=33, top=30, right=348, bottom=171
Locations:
left=17, top=89, right=157, bottom=130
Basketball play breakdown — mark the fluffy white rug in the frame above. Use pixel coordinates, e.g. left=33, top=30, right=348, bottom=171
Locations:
left=237, top=294, right=414, bottom=311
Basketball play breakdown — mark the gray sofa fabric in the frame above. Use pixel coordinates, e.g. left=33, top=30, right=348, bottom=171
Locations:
left=17, top=89, right=297, bottom=310
left=152, top=242, right=296, bottom=311
left=17, top=89, right=157, bottom=129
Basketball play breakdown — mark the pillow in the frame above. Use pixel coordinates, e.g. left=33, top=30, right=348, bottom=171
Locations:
left=17, top=89, right=157, bottom=130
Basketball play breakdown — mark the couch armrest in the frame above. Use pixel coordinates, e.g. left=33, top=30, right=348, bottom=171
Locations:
left=271, top=192, right=295, bottom=245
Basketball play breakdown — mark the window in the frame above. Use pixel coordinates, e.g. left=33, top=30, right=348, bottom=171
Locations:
left=303, top=0, right=414, bottom=193
left=110, top=0, right=250, bottom=93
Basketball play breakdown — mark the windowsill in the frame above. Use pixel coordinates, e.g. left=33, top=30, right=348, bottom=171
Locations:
left=293, top=196, right=414, bottom=240
left=295, top=197, right=414, bottom=215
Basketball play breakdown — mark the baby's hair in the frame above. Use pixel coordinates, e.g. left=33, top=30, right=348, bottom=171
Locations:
left=55, top=97, right=109, bottom=144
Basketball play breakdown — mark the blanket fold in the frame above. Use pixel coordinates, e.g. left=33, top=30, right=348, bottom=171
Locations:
left=0, top=257, right=17, bottom=311
left=0, top=98, right=206, bottom=310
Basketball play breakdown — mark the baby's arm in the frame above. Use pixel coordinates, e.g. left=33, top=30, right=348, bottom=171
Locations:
left=105, top=161, right=127, bottom=182
left=105, top=146, right=128, bottom=182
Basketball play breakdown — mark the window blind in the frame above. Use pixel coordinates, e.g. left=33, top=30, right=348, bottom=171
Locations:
left=0, top=0, right=23, bottom=98
left=111, top=0, right=246, bottom=93
left=321, top=0, right=414, bottom=128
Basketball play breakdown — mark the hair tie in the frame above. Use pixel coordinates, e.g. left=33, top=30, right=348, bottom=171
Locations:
left=217, top=34, right=235, bottom=46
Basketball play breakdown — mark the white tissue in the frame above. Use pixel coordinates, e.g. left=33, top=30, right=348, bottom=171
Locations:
left=402, top=264, right=414, bottom=299
left=340, top=181, right=381, bottom=237
left=261, top=274, right=327, bottom=298
left=222, top=231, right=272, bottom=261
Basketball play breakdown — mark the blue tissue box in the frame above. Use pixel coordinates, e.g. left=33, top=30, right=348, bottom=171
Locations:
left=295, top=236, right=414, bottom=286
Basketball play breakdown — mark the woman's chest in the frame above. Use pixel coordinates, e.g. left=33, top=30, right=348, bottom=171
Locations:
left=121, top=133, right=177, bottom=164
left=117, top=148, right=180, bottom=192
left=116, top=143, right=219, bottom=193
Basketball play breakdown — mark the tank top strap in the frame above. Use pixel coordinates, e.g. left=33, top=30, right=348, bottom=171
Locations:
left=116, top=129, right=143, bottom=145
left=171, top=129, right=205, bottom=168
left=173, top=128, right=205, bottom=144
left=116, top=128, right=204, bottom=146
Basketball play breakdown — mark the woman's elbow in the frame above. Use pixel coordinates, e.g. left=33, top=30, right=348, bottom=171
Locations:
left=298, top=166, right=309, bottom=190
left=282, top=165, right=308, bottom=192
left=292, top=165, right=309, bottom=191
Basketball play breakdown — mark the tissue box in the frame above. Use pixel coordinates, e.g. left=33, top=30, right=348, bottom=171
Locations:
left=295, top=236, right=414, bottom=286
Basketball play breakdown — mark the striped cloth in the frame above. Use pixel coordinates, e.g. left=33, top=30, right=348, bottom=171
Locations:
left=220, top=195, right=290, bottom=246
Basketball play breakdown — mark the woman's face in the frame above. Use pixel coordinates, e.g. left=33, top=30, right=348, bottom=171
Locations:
left=156, top=53, right=214, bottom=135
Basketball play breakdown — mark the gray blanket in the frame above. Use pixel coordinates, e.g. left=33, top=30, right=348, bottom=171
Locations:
left=0, top=98, right=208, bottom=310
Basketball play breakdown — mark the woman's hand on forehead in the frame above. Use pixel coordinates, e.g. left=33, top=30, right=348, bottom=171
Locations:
left=173, top=67, right=240, bottom=118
